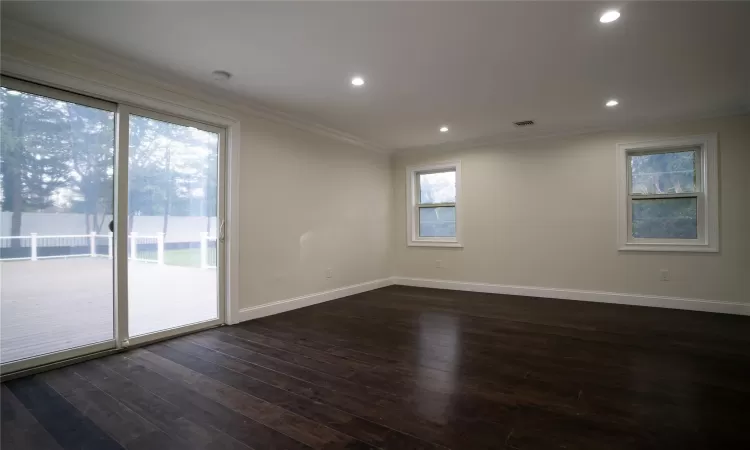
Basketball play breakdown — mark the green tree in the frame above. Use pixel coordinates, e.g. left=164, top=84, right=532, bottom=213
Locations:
left=128, top=116, right=214, bottom=235
left=2, top=84, right=218, bottom=243
left=63, top=103, right=115, bottom=233
left=0, top=88, right=71, bottom=245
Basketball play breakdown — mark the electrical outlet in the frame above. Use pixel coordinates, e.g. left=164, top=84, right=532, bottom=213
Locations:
left=325, top=268, right=332, bottom=278
left=660, top=269, right=669, bottom=281
left=436, top=260, right=442, bottom=268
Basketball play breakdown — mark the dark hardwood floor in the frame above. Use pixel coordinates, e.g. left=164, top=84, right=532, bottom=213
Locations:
left=3, top=285, right=750, bottom=449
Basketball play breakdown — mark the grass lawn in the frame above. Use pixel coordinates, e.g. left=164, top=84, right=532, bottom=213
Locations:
left=163, top=248, right=204, bottom=268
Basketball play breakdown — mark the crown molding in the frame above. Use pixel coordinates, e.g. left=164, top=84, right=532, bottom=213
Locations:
left=393, top=107, right=750, bottom=154
left=0, top=20, right=386, bottom=153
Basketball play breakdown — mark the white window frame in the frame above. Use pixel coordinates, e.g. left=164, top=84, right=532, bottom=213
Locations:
left=616, top=134, right=718, bottom=252
left=406, top=161, right=463, bottom=247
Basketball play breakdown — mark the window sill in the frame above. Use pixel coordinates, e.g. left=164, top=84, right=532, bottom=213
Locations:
left=618, top=242, right=718, bottom=253
left=408, top=241, right=464, bottom=248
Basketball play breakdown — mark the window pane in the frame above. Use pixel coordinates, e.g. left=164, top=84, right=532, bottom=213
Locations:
left=632, top=198, right=697, bottom=239
left=1, top=85, right=115, bottom=364
left=419, top=207, right=456, bottom=237
left=128, top=114, right=219, bottom=337
left=630, top=150, right=697, bottom=195
left=419, top=170, right=456, bottom=204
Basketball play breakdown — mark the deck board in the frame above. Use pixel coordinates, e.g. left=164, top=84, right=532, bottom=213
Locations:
left=1, top=258, right=217, bottom=364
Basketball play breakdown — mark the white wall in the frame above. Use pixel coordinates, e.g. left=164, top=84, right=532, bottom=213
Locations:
left=240, top=118, right=391, bottom=307
left=392, top=115, right=750, bottom=305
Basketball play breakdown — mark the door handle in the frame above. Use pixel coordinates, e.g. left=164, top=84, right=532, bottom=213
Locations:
left=219, top=220, right=226, bottom=242
left=108, top=220, right=114, bottom=232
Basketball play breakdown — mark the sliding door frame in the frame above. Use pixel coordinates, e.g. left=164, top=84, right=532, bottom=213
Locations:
left=0, top=72, right=235, bottom=377
left=120, top=104, right=227, bottom=348
left=0, top=75, right=119, bottom=375
left=114, top=104, right=130, bottom=348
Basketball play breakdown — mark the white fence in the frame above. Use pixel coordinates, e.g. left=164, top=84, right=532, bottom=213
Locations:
left=127, top=232, right=164, bottom=263
left=1, top=233, right=217, bottom=268
left=1, top=212, right=217, bottom=244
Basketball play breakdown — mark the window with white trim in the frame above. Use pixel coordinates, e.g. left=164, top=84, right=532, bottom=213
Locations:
left=406, top=161, right=462, bottom=247
left=616, top=134, right=718, bottom=252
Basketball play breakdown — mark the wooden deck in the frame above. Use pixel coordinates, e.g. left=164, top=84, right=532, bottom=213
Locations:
left=1, top=258, right=217, bottom=364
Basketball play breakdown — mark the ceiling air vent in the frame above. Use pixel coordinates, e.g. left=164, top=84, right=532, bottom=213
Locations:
left=513, top=120, right=535, bottom=127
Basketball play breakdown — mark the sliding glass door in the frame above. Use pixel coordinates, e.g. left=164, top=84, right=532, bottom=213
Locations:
left=0, top=77, right=117, bottom=372
left=125, top=109, right=223, bottom=341
left=0, top=77, right=225, bottom=375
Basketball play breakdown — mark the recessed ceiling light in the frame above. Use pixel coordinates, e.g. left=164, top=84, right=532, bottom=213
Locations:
left=211, top=70, right=232, bottom=81
left=599, top=10, right=620, bottom=23
left=606, top=99, right=619, bottom=107
left=439, top=126, right=449, bottom=133
left=351, top=76, right=365, bottom=86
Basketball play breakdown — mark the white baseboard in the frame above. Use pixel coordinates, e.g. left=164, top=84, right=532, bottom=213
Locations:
left=236, top=278, right=393, bottom=323
left=235, top=276, right=748, bottom=323
left=391, top=277, right=750, bottom=316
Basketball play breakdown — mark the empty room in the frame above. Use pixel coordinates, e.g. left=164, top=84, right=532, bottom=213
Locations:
left=1, top=1, right=748, bottom=449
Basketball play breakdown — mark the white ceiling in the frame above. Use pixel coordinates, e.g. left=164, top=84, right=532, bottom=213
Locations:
left=3, top=1, right=749, bottom=151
